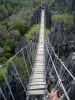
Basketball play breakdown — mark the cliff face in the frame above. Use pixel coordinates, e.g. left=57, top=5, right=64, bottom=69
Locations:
left=71, top=0, right=75, bottom=12
left=29, top=6, right=41, bottom=27
left=45, top=4, right=52, bottom=28
left=55, top=0, right=65, bottom=3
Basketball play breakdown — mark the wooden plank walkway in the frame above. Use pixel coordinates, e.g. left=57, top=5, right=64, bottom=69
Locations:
left=27, top=9, right=46, bottom=96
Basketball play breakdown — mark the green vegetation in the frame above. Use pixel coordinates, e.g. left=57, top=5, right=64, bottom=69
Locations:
left=52, top=14, right=74, bottom=25
left=0, top=0, right=55, bottom=86
left=0, top=27, right=21, bottom=64
left=48, top=1, right=55, bottom=6
left=0, top=0, right=46, bottom=65
left=0, top=55, right=32, bottom=86
left=25, top=24, right=52, bottom=41
left=12, top=56, right=32, bottom=84
left=0, top=0, right=22, bottom=21
left=9, top=20, right=29, bottom=36
left=0, top=64, right=8, bottom=86
left=45, top=28, right=51, bottom=37
left=45, top=27, right=54, bottom=37
left=25, top=24, right=40, bottom=42
left=0, top=23, right=52, bottom=85
left=59, top=56, right=65, bottom=61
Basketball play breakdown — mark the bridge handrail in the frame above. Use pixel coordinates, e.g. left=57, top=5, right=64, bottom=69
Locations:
left=46, top=43, right=70, bottom=100
left=1, top=32, right=39, bottom=67
left=0, top=88, right=7, bottom=100
left=0, top=32, right=39, bottom=100
left=47, top=37, right=75, bottom=81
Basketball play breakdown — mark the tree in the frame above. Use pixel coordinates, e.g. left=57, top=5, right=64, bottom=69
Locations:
left=10, top=20, right=29, bottom=36
left=0, top=13, right=4, bottom=21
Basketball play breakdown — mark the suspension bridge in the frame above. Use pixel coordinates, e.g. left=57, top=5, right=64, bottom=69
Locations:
left=0, top=5, right=75, bottom=100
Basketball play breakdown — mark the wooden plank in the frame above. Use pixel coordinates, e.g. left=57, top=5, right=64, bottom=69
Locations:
left=32, top=73, right=45, bottom=76
left=37, top=48, right=44, bottom=51
left=35, top=58, right=45, bottom=61
left=39, top=39, right=44, bottom=41
left=36, top=56, right=45, bottom=59
left=35, top=55, right=45, bottom=57
left=28, top=85, right=46, bottom=90
left=33, top=67, right=45, bottom=69
left=28, top=81, right=46, bottom=86
left=37, top=50, right=45, bottom=53
left=33, top=66, right=45, bottom=69
left=33, top=67, right=45, bottom=70
left=33, top=72, right=45, bottom=74
left=27, top=90, right=46, bottom=95
left=32, top=73, right=45, bottom=77
left=30, top=79, right=45, bottom=82
left=38, top=45, right=44, bottom=47
left=38, top=43, right=45, bottom=45
left=34, top=63, right=45, bottom=66
left=36, top=53, right=45, bottom=55
left=33, top=66, right=45, bottom=68
left=37, top=50, right=44, bottom=52
left=33, top=70, right=45, bottom=72
left=33, top=69, right=45, bottom=71
left=34, top=60, right=45, bottom=63
left=35, top=59, right=45, bottom=62
left=33, top=68, right=45, bottom=70
left=30, top=75, right=45, bottom=79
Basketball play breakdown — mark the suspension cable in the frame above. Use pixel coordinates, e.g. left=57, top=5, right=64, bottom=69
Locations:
left=11, top=60, right=27, bottom=93
left=0, top=66, right=15, bottom=100
left=21, top=49, right=30, bottom=77
left=0, top=88, right=7, bottom=100
left=26, top=46, right=33, bottom=69
left=2, top=32, right=39, bottom=67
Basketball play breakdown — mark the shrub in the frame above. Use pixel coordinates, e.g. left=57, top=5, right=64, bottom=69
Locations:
left=0, top=19, right=8, bottom=28
left=52, top=14, right=74, bottom=25
left=10, top=20, right=29, bottom=36
left=0, top=13, right=4, bottom=21
left=48, top=1, right=55, bottom=6
left=0, top=57, right=7, bottom=64
left=0, top=64, right=8, bottom=86
left=46, top=28, right=51, bottom=37
left=12, top=56, right=32, bottom=84
left=6, top=4, right=14, bottom=15
left=9, top=30, right=21, bottom=40
left=25, top=24, right=40, bottom=42
left=4, top=39, right=19, bottom=54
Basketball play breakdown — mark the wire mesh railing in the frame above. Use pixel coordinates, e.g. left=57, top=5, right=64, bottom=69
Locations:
left=0, top=32, right=39, bottom=100
left=45, top=36, right=75, bottom=100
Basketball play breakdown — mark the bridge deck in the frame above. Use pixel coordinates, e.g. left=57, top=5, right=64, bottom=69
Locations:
left=27, top=9, right=46, bottom=96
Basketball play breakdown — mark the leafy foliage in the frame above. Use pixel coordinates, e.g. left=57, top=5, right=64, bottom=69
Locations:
left=10, top=20, right=29, bottom=36
left=45, top=28, right=51, bottom=37
left=0, top=24, right=21, bottom=64
left=0, top=64, right=8, bottom=86
left=25, top=24, right=40, bottom=41
left=0, top=0, right=51, bottom=86
left=12, top=56, right=32, bottom=84
left=52, top=14, right=74, bottom=25
left=0, top=0, right=22, bottom=21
